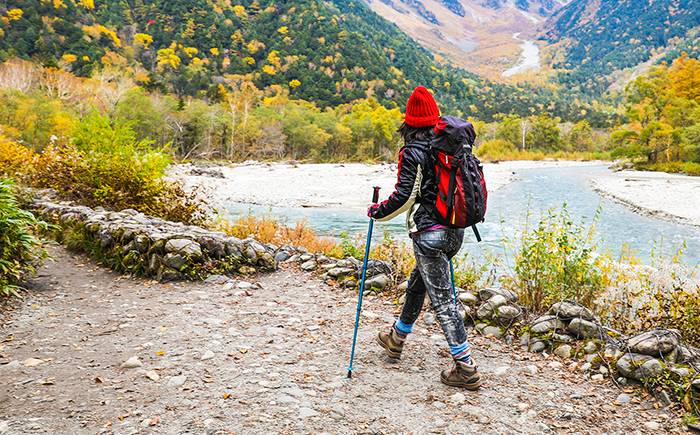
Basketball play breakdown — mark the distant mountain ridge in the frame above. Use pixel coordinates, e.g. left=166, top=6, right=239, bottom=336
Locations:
left=537, top=0, right=700, bottom=94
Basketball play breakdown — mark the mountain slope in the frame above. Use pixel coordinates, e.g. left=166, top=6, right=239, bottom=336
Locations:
left=0, top=0, right=571, bottom=121
left=538, top=0, right=700, bottom=94
left=363, top=0, right=572, bottom=78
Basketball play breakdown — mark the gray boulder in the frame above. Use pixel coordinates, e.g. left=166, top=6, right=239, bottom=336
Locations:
left=476, top=295, right=508, bottom=320
left=568, top=318, right=599, bottom=340
left=530, top=315, right=565, bottom=335
left=478, top=287, right=518, bottom=303
left=616, top=353, right=664, bottom=381
left=548, top=301, right=595, bottom=320
left=627, top=330, right=680, bottom=357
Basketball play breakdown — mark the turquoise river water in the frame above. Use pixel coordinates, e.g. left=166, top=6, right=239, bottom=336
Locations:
left=223, top=165, right=700, bottom=268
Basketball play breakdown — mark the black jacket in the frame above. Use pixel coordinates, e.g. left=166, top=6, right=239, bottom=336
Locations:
left=369, top=141, right=440, bottom=234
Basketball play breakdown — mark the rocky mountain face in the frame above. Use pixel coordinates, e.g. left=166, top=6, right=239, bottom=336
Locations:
left=364, top=0, right=573, bottom=78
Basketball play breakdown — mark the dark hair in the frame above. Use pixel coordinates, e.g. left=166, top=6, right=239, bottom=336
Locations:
left=397, top=122, right=434, bottom=144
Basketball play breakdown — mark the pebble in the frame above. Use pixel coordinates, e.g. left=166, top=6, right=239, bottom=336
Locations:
left=448, top=392, right=466, bottom=405
left=616, top=393, right=631, bottom=404
left=0, top=421, right=8, bottom=433
left=643, top=421, right=661, bottom=431
left=23, top=358, right=44, bottom=367
left=330, top=408, right=345, bottom=420
left=494, top=366, right=510, bottom=376
left=277, top=395, right=300, bottom=406
left=121, top=356, right=143, bottom=369
left=201, top=350, right=215, bottom=360
left=591, top=374, right=604, bottom=381
left=520, top=365, right=538, bottom=375
left=298, top=407, right=319, bottom=418
left=432, top=401, right=446, bottom=409
left=423, top=313, right=436, bottom=325
left=203, top=318, right=223, bottom=325
left=4, top=361, right=20, bottom=369
left=167, top=376, right=187, bottom=388
left=145, top=371, right=160, bottom=381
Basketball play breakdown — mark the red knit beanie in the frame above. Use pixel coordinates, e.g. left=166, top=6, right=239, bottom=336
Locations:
left=404, top=86, right=439, bottom=127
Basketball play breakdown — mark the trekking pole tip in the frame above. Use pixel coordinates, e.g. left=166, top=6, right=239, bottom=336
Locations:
left=347, top=369, right=353, bottom=379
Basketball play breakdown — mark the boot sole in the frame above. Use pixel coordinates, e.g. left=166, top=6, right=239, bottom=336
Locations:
left=440, top=372, right=482, bottom=390
left=376, top=334, right=402, bottom=359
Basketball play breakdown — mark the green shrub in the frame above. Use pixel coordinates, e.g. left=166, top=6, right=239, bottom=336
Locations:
left=683, top=162, right=700, bottom=176
left=31, top=112, right=210, bottom=227
left=501, top=204, right=604, bottom=314
left=0, top=178, right=53, bottom=297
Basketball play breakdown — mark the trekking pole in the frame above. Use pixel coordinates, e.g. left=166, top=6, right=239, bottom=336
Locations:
left=347, top=186, right=381, bottom=379
left=449, top=258, right=457, bottom=301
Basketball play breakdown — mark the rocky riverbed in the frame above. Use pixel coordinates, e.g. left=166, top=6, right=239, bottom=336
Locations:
left=0, top=245, right=692, bottom=435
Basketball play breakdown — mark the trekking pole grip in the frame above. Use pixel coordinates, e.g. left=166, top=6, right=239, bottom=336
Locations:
left=372, top=186, right=380, bottom=204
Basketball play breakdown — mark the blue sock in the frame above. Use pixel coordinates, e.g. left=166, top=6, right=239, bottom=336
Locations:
left=450, top=342, right=473, bottom=365
left=394, top=319, right=413, bottom=339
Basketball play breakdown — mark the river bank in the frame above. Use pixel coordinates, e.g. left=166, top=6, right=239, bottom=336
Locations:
left=176, top=160, right=700, bottom=228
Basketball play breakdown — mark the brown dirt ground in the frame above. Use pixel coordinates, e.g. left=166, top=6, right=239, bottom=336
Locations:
left=0, top=245, right=694, bottom=435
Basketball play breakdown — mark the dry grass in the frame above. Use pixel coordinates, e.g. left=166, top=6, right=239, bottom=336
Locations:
left=216, top=215, right=344, bottom=257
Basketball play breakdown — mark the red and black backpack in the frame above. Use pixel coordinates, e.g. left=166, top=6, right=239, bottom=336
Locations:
left=428, top=116, right=487, bottom=239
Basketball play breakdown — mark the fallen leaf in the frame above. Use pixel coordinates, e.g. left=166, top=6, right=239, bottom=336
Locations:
left=95, top=377, right=104, bottom=383
left=224, top=393, right=231, bottom=399
left=239, top=349, right=248, bottom=354
left=76, top=264, right=85, bottom=267
left=41, top=380, right=55, bottom=385
left=149, top=418, right=159, bottom=426
left=202, top=379, right=214, bottom=384
left=160, top=327, right=168, bottom=331
left=118, top=413, right=130, bottom=420
left=103, top=421, right=112, bottom=428
left=156, top=351, right=165, bottom=356
left=42, top=358, right=55, bottom=362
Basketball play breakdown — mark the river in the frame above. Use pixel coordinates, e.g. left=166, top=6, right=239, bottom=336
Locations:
left=223, top=165, right=700, bottom=268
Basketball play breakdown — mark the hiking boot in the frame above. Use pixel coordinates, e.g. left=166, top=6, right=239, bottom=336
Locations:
left=440, top=360, right=481, bottom=390
left=377, top=323, right=405, bottom=359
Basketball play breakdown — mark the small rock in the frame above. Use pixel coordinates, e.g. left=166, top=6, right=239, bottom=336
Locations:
left=201, top=350, right=215, bottom=360
left=423, top=313, right=436, bottom=326
left=591, top=374, right=604, bottom=381
left=554, top=345, right=573, bottom=359
left=616, top=393, right=631, bottom=404
left=300, top=260, right=317, bottom=271
left=167, top=376, right=187, bottom=388
left=204, top=274, right=230, bottom=284
left=299, top=407, right=319, bottom=418
left=643, top=421, right=661, bottom=431
left=277, top=395, right=300, bottom=406
left=4, top=361, right=20, bottom=369
left=23, top=358, right=44, bottom=367
left=520, top=365, right=538, bottom=375
left=121, top=356, right=143, bottom=369
left=0, top=421, right=8, bottom=433
left=481, top=325, right=504, bottom=338
left=448, top=392, right=466, bottom=405
left=530, top=341, right=547, bottom=353
left=330, top=408, right=345, bottom=420
left=583, top=341, right=600, bottom=354
left=145, top=371, right=160, bottom=381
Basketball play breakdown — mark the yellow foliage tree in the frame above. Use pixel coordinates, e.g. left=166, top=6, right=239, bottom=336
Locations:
left=667, top=52, right=700, bottom=103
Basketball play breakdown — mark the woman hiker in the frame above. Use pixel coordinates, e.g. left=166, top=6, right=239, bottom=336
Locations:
left=367, top=85, right=481, bottom=390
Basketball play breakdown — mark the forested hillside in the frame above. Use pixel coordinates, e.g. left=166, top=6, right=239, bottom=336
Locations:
left=0, top=0, right=569, bottom=120
left=539, top=0, right=700, bottom=95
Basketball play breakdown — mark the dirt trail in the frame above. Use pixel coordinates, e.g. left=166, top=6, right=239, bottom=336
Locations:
left=0, top=245, right=690, bottom=434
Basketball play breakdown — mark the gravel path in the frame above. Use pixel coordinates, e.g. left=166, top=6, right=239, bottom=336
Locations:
left=0, top=245, right=690, bottom=434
